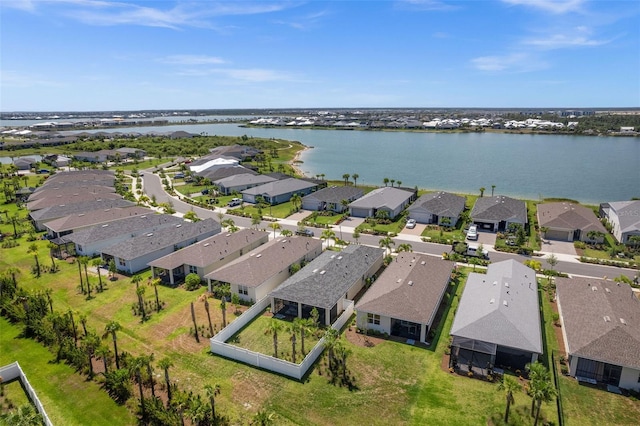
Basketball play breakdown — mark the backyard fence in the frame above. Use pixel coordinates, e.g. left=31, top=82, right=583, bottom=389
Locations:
left=551, top=350, right=565, bottom=426
left=210, top=298, right=355, bottom=380
left=0, top=362, right=53, bottom=426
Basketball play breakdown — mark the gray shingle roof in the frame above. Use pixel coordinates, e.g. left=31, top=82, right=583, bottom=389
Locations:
left=607, top=200, right=640, bottom=233
left=270, top=245, right=384, bottom=309
left=27, top=191, right=123, bottom=211
left=348, top=187, right=414, bottom=211
left=67, top=213, right=184, bottom=245
left=537, top=202, right=606, bottom=233
left=41, top=170, right=115, bottom=187
left=205, top=236, right=323, bottom=287
left=302, top=186, right=364, bottom=204
left=214, top=173, right=276, bottom=187
left=408, top=191, right=465, bottom=217
left=470, top=196, right=527, bottom=223
left=44, top=207, right=153, bottom=234
left=556, top=277, right=640, bottom=370
left=356, top=254, right=454, bottom=325
left=242, top=178, right=316, bottom=197
left=148, top=229, right=268, bottom=269
left=30, top=198, right=135, bottom=222
left=28, top=185, right=115, bottom=201
left=102, top=218, right=221, bottom=260
left=450, top=260, right=542, bottom=354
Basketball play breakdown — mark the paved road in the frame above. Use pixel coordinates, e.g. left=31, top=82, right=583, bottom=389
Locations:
left=142, top=170, right=638, bottom=281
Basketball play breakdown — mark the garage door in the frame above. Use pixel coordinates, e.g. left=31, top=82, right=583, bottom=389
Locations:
left=545, top=229, right=571, bottom=241
left=410, top=213, right=432, bottom=224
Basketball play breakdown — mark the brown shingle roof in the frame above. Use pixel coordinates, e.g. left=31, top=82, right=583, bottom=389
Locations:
left=537, top=202, right=606, bottom=233
left=356, top=254, right=453, bottom=325
left=556, top=277, right=640, bottom=370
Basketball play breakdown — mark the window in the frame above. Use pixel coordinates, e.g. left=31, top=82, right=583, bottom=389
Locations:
left=238, top=285, right=248, bottom=295
left=77, top=245, right=83, bottom=252
left=188, top=265, right=198, bottom=274
left=367, top=313, right=380, bottom=325
left=118, top=258, right=126, bottom=267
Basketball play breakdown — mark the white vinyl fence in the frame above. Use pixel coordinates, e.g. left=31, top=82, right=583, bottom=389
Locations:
left=210, top=298, right=355, bottom=380
left=0, top=362, right=53, bottom=425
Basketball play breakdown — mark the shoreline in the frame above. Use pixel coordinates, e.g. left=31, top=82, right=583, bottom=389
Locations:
left=290, top=145, right=311, bottom=178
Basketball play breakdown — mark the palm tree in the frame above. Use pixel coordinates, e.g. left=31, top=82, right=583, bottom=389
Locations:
left=289, top=321, right=300, bottom=363
left=352, top=228, right=360, bottom=244
left=294, top=317, right=312, bottom=356
left=525, top=361, right=548, bottom=415
left=269, top=222, right=281, bottom=238
left=204, top=383, right=221, bottom=421
left=131, top=273, right=143, bottom=289
left=27, top=243, right=40, bottom=278
left=251, top=213, right=262, bottom=229
left=396, top=243, right=413, bottom=253
left=130, top=356, right=147, bottom=421
left=158, top=357, right=174, bottom=402
left=323, top=328, right=339, bottom=372
left=150, top=278, right=161, bottom=312
left=92, top=258, right=104, bottom=292
left=290, top=193, right=302, bottom=211
left=183, top=210, right=200, bottom=222
left=102, top=321, right=122, bottom=369
left=95, top=345, right=111, bottom=374
left=342, top=173, right=350, bottom=186
left=379, top=236, right=395, bottom=255
left=498, top=375, right=521, bottom=424
left=321, top=229, right=336, bottom=247
left=142, top=353, right=156, bottom=398
left=383, top=177, right=389, bottom=187
left=264, top=319, right=283, bottom=358
left=390, top=179, right=395, bottom=187
left=220, top=295, right=227, bottom=328
left=491, top=185, right=496, bottom=196
left=47, top=241, right=57, bottom=270
left=479, top=187, right=486, bottom=197
left=532, top=377, right=556, bottom=426
left=280, top=229, right=293, bottom=237
left=79, top=256, right=91, bottom=298
left=204, top=298, right=214, bottom=336
left=83, top=332, right=101, bottom=379
left=352, top=173, right=359, bottom=187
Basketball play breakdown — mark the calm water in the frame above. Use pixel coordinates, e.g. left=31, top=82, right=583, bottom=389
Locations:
left=40, top=123, right=640, bottom=204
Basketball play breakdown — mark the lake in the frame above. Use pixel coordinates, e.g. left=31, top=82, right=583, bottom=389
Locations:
left=50, top=123, right=640, bottom=204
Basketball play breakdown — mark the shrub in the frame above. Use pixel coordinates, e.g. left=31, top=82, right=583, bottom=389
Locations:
left=184, top=273, right=203, bottom=291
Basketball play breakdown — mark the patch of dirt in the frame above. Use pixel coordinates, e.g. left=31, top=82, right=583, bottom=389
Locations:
left=344, top=327, right=385, bottom=348
left=549, top=299, right=567, bottom=356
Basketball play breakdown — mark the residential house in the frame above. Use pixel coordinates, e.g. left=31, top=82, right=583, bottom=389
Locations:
left=205, top=236, right=323, bottom=303
left=30, top=198, right=135, bottom=231
left=43, top=207, right=152, bottom=238
left=101, top=218, right=221, bottom=274
left=26, top=191, right=123, bottom=212
left=241, top=178, right=319, bottom=205
left=407, top=191, right=465, bottom=226
left=13, top=157, right=37, bottom=171
left=68, top=214, right=184, bottom=257
left=116, top=147, right=147, bottom=159
left=207, top=144, right=261, bottom=161
left=470, top=196, right=527, bottom=232
left=356, top=254, right=454, bottom=343
left=270, top=245, right=384, bottom=326
left=214, top=173, right=276, bottom=196
left=348, top=187, right=416, bottom=219
left=537, top=202, right=607, bottom=242
left=148, top=229, right=269, bottom=285
left=600, top=201, right=640, bottom=244
left=301, top=186, right=364, bottom=213
left=556, top=276, right=640, bottom=391
left=450, top=260, right=542, bottom=372
left=28, top=185, right=115, bottom=202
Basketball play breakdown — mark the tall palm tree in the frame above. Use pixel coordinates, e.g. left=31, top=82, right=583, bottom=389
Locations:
left=79, top=256, right=91, bottom=298
left=396, top=243, right=413, bottom=253
left=95, top=345, right=110, bottom=374
left=352, top=229, right=361, bottom=245
left=498, top=375, right=521, bottom=424
left=27, top=243, right=40, bottom=278
left=142, top=353, right=156, bottom=398
left=47, top=241, right=57, bottom=270
left=479, top=187, right=486, bottom=197
left=321, top=229, right=336, bottom=247
left=294, top=317, right=312, bottom=356
left=289, top=321, right=300, bottom=363
left=204, top=383, right=221, bottom=421
left=532, top=379, right=556, bottom=426
left=379, top=236, right=395, bottom=256
left=220, top=296, right=227, bottom=328
left=383, top=177, right=389, bottom=187
left=290, top=193, right=302, bottom=211
left=264, top=319, right=283, bottom=358
left=131, top=273, right=143, bottom=289
left=150, top=278, right=161, bottom=312
left=491, top=184, right=496, bottom=196
left=323, top=328, right=339, bottom=372
left=158, top=357, right=174, bottom=402
left=92, top=258, right=104, bottom=292
left=280, top=229, right=293, bottom=237
left=130, top=356, right=147, bottom=421
left=390, top=179, right=395, bottom=187
left=83, top=332, right=101, bottom=379
left=102, top=321, right=122, bottom=369
left=269, top=222, right=281, bottom=238
left=342, top=173, right=350, bottom=186
left=352, top=173, right=359, bottom=187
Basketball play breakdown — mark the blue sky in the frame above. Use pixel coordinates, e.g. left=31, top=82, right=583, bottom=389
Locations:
left=1, top=0, right=639, bottom=111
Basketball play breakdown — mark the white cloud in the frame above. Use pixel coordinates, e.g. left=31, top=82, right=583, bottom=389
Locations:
left=214, top=68, right=294, bottom=83
left=161, top=55, right=227, bottom=65
left=395, top=0, right=459, bottom=12
left=274, top=10, right=329, bottom=30
left=522, top=26, right=611, bottom=49
left=501, top=0, right=585, bottom=14
left=471, top=53, right=548, bottom=72
left=1, top=70, right=66, bottom=88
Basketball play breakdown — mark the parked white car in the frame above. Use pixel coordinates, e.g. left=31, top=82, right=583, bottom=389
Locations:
left=406, top=219, right=417, bottom=229
left=466, top=225, right=478, bottom=240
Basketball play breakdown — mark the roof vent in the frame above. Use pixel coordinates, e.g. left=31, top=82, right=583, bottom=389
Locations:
left=421, top=261, right=426, bottom=265
left=337, top=256, right=343, bottom=260
left=397, top=279, right=402, bottom=283
left=102, top=224, right=109, bottom=227
left=313, top=268, right=319, bottom=273
left=256, top=254, right=262, bottom=258
left=490, top=298, right=495, bottom=304
left=141, top=215, right=146, bottom=218
left=176, top=224, right=182, bottom=228
left=147, top=233, right=153, bottom=237
left=493, top=281, right=498, bottom=286
left=603, top=316, right=611, bottom=322
left=408, top=281, right=413, bottom=286
left=505, top=282, right=509, bottom=288
left=204, top=243, right=210, bottom=247
left=592, top=286, right=598, bottom=291
left=331, top=255, right=336, bottom=259
left=620, top=318, right=627, bottom=325
left=320, top=270, right=326, bottom=275
left=605, top=288, right=611, bottom=293
left=503, top=300, right=508, bottom=307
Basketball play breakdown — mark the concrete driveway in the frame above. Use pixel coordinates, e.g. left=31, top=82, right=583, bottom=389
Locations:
left=475, top=230, right=497, bottom=246
left=400, top=223, right=426, bottom=237
left=541, top=239, right=577, bottom=256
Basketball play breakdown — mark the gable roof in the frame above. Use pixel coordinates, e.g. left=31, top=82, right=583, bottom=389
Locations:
left=67, top=213, right=184, bottom=245
left=148, top=229, right=268, bottom=270
left=214, top=173, right=276, bottom=187
left=408, top=191, right=465, bottom=217
left=450, top=260, right=542, bottom=354
left=102, top=218, right=221, bottom=260
left=302, top=185, right=364, bottom=204
left=537, top=202, right=606, bottom=233
left=270, top=245, right=384, bottom=309
left=356, top=254, right=453, bottom=325
left=242, top=178, right=316, bottom=197
left=471, top=196, right=527, bottom=223
left=27, top=191, right=123, bottom=211
left=28, top=185, right=115, bottom=201
left=556, top=277, right=640, bottom=370
left=607, top=200, right=640, bottom=233
left=205, top=236, right=322, bottom=287
left=43, top=207, right=153, bottom=234
left=348, top=187, right=414, bottom=211
left=30, top=198, right=135, bottom=222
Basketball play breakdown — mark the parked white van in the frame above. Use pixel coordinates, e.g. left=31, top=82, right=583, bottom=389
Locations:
left=228, top=198, right=242, bottom=207
left=466, top=225, right=478, bottom=240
